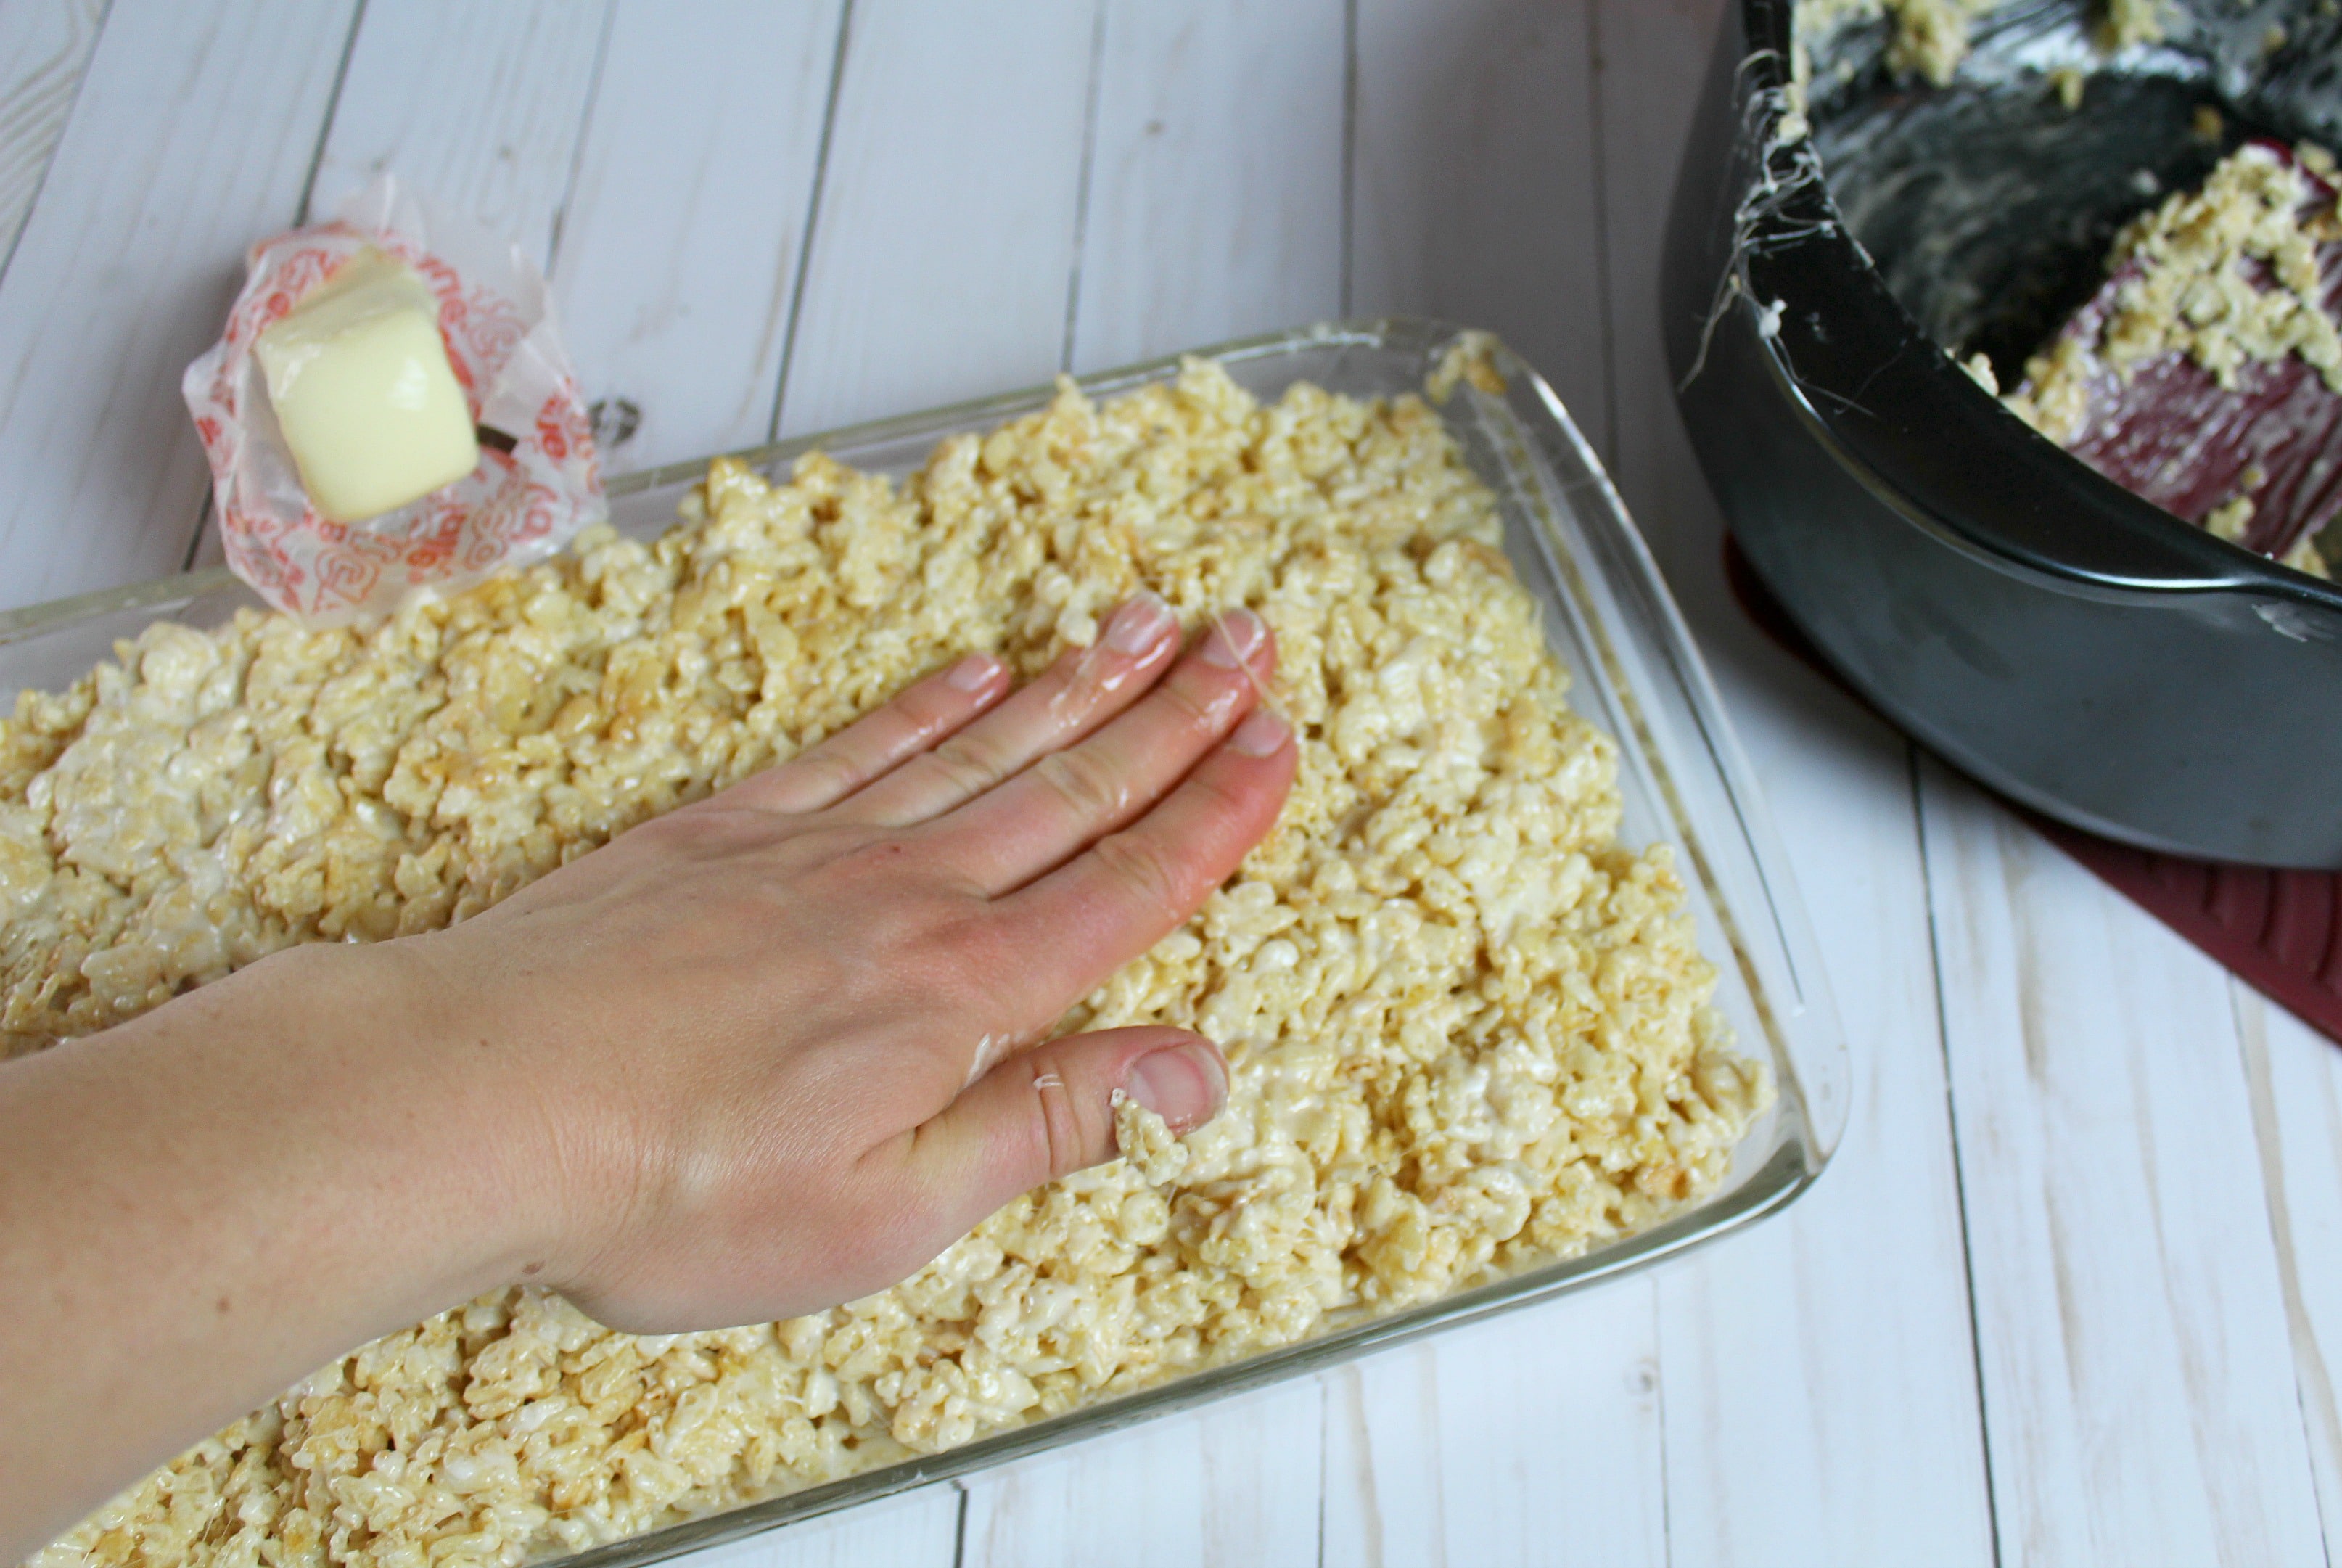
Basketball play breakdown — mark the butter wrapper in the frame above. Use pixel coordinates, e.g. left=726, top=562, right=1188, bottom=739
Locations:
left=183, top=173, right=603, bottom=621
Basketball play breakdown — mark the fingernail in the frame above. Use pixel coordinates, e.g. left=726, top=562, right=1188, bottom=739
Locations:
left=1104, top=592, right=1176, bottom=656
left=947, top=653, right=1002, bottom=692
left=1200, top=608, right=1266, bottom=668
left=1125, top=1040, right=1227, bottom=1132
left=1226, top=707, right=1289, bottom=757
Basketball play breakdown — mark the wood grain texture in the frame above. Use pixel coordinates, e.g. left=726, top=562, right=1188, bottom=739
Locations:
left=1921, top=765, right=2326, bottom=1564
left=1591, top=1, right=1997, bottom=1556
left=960, top=1382, right=1323, bottom=1567
left=0, top=0, right=358, bottom=609
left=1648, top=700, right=1997, bottom=1567
left=1064, top=0, right=1344, bottom=372
left=775, top=0, right=1098, bottom=438
left=549, top=0, right=845, bottom=472
left=1320, top=1283, right=1667, bottom=1568
left=0, top=0, right=107, bottom=271
left=2232, top=985, right=2342, bottom=1560
left=1349, top=0, right=1610, bottom=453
left=306, top=0, right=612, bottom=267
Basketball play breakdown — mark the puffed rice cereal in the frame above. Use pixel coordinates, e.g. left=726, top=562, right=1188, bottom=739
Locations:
left=1111, top=1091, right=1190, bottom=1188
left=11, top=359, right=1767, bottom=1568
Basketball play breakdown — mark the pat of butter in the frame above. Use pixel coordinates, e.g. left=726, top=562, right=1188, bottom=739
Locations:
left=255, top=246, right=480, bottom=522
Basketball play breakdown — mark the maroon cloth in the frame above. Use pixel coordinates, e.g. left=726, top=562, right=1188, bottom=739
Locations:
left=1722, top=535, right=2342, bottom=1045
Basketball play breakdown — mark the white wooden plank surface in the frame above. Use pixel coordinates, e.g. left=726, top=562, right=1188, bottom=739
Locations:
left=2232, top=985, right=2342, bottom=1560
left=1350, top=0, right=1611, bottom=451
left=0, top=0, right=107, bottom=271
left=0, top=0, right=357, bottom=609
left=1320, top=1284, right=1668, bottom=1568
left=1921, top=764, right=2327, bottom=1564
left=549, top=0, right=845, bottom=472
left=961, top=1381, right=1323, bottom=1567
left=775, top=0, right=1098, bottom=437
left=1647, top=683, right=1996, bottom=1567
left=306, top=0, right=612, bottom=266
left=1590, top=2, right=1999, bottom=1560
left=1064, top=0, right=1345, bottom=373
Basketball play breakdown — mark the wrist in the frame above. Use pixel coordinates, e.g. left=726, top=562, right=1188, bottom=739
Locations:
left=344, top=932, right=639, bottom=1300
left=229, top=938, right=566, bottom=1307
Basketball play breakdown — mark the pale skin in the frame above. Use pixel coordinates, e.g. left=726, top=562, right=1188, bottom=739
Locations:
left=0, top=593, right=1294, bottom=1564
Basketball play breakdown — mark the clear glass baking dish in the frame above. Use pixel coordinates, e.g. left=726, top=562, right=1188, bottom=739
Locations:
left=0, top=316, right=1846, bottom=1563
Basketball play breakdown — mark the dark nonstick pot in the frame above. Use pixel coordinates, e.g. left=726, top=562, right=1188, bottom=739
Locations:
left=1665, top=0, right=2342, bottom=866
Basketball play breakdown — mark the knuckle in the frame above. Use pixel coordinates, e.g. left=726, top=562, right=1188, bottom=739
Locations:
left=925, top=734, right=1007, bottom=800
left=924, top=915, right=1024, bottom=1018
left=1183, top=768, right=1251, bottom=820
left=790, top=745, right=865, bottom=802
left=928, top=912, right=1002, bottom=978
left=637, top=800, right=757, bottom=855
left=814, top=836, right=962, bottom=922
left=1154, top=676, right=1217, bottom=734
left=1033, top=747, right=1125, bottom=826
left=1089, top=829, right=1191, bottom=926
left=882, top=695, right=948, bottom=750
left=1025, top=1054, right=1090, bottom=1181
left=860, top=702, right=921, bottom=746
left=1036, top=662, right=1103, bottom=723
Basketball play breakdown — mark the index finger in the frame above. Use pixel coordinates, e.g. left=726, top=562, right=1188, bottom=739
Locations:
left=987, top=707, right=1297, bottom=1003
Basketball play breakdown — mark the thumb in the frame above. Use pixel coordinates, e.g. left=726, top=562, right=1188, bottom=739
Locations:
left=905, top=1026, right=1227, bottom=1231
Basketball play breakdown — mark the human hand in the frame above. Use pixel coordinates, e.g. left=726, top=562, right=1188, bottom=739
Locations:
left=382, top=594, right=1294, bottom=1332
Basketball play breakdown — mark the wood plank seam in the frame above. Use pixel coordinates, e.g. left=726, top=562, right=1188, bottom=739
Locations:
left=177, top=493, right=214, bottom=572
left=1339, top=0, right=1356, bottom=317
left=1056, top=0, right=1106, bottom=373
left=1652, top=1308, right=1676, bottom=1563
left=1315, top=1374, right=1330, bottom=1568
left=1585, top=1, right=1619, bottom=467
left=763, top=0, right=858, bottom=443
left=1332, top=1366, right=1384, bottom=1567
left=542, top=0, right=621, bottom=276
left=286, top=0, right=367, bottom=229
left=1322, top=1372, right=1340, bottom=1568
left=2230, top=979, right=2342, bottom=1564
left=0, top=0, right=113, bottom=293
left=530, top=1, right=847, bottom=475
left=1912, top=747, right=2010, bottom=1568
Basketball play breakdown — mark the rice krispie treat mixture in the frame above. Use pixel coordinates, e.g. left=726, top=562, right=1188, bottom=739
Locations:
left=1794, top=0, right=2169, bottom=88
left=2004, top=139, right=2342, bottom=432
left=2000, top=139, right=2342, bottom=575
left=8, top=360, right=1765, bottom=1568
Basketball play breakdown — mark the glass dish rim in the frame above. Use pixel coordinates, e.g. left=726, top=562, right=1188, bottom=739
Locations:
left=4, top=315, right=1846, bottom=1562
